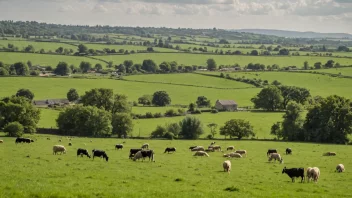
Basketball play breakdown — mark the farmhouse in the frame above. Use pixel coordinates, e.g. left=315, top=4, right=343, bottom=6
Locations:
left=33, top=99, right=70, bottom=107
left=215, top=100, right=238, bottom=111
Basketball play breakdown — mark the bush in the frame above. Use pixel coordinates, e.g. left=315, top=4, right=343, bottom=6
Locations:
left=145, top=112, right=154, bottom=118
left=220, top=73, right=225, bottom=78
left=153, top=112, right=163, bottom=118
left=207, top=134, right=213, bottom=139
left=192, top=109, right=202, bottom=114
left=211, top=109, right=218, bottom=114
left=163, top=132, right=174, bottom=140
left=4, top=121, right=24, bottom=137
left=30, top=70, right=39, bottom=76
left=165, top=109, right=178, bottom=117
left=133, top=101, right=138, bottom=106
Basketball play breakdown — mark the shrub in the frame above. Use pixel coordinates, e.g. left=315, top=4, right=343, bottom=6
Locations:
left=4, top=121, right=24, bottom=137
left=163, top=132, right=174, bottom=140
left=192, top=109, right=202, bottom=114
left=30, top=70, right=39, bottom=76
left=153, top=112, right=163, bottom=118
left=165, top=109, right=177, bottom=117
left=145, top=112, right=154, bottom=118
left=207, top=134, right=213, bottom=139
left=211, top=109, right=218, bottom=114
left=133, top=101, right=138, bottom=106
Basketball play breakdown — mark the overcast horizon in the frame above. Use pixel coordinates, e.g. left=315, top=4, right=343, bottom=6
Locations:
left=0, top=0, right=351, bottom=34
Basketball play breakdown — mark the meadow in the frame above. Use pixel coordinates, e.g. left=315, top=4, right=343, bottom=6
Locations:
left=204, top=71, right=352, bottom=99
left=313, top=67, right=352, bottom=76
left=97, top=53, right=352, bottom=67
left=0, top=135, right=351, bottom=198
left=0, top=52, right=105, bottom=66
left=0, top=40, right=77, bottom=52
left=0, top=77, right=260, bottom=106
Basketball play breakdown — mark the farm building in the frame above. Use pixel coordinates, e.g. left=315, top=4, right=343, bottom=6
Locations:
left=215, top=100, right=238, bottom=111
left=33, top=99, right=70, bottom=107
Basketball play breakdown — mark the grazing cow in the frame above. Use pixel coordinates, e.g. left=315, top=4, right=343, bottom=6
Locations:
left=141, top=143, right=149, bottom=149
left=92, top=149, right=109, bottom=162
left=191, top=146, right=205, bottom=152
left=336, top=164, right=345, bottom=173
left=307, top=167, right=320, bottom=183
left=282, top=167, right=305, bottom=182
left=268, top=153, right=283, bottom=163
left=68, top=142, right=72, bottom=146
left=129, top=148, right=142, bottom=159
left=133, top=150, right=155, bottom=162
left=77, top=148, right=91, bottom=158
left=0, top=140, right=3, bottom=143
left=323, top=152, right=336, bottom=156
left=209, top=145, right=221, bottom=151
left=227, top=146, right=235, bottom=151
left=235, top=150, right=247, bottom=157
left=286, top=148, right=292, bottom=155
left=224, top=152, right=242, bottom=158
left=115, top=144, right=123, bottom=150
left=267, top=149, right=278, bottom=156
left=223, top=160, right=231, bottom=173
left=164, top=147, right=176, bottom=153
left=210, top=141, right=216, bottom=145
left=15, top=137, right=33, bottom=144
left=194, top=151, right=209, bottom=157
left=53, top=145, right=66, bottom=155
left=189, top=146, right=197, bottom=150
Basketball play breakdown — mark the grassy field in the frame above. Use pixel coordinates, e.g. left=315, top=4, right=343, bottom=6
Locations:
left=97, top=53, right=352, bottom=67
left=124, top=73, right=255, bottom=89
left=313, top=67, right=352, bottom=76
left=0, top=77, right=260, bottom=106
left=85, top=44, right=179, bottom=52
left=0, top=135, right=351, bottom=197
left=0, top=40, right=76, bottom=52
left=0, top=52, right=105, bottom=66
left=204, top=71, right=352, bottom=99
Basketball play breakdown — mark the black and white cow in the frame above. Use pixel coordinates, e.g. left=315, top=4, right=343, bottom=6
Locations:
left=129, top=148, right=142, bottom=159
left=164, top=147, right=176, bottom=153
left=286, top=148, right=292, bottom=155
left=282, top=167, right=305, bottom=182
left=15, top=137, right=33, bottom=144
left=115, top=144, right=123, bottom=150
left=267, top=149, right=278, bottom=156
left=77, top=148, right=91, bottom=158
left=92, top=149, right=109, bottom=162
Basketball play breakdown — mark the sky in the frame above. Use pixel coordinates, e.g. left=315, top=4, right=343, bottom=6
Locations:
left=0, top=0, right=351, bottom=33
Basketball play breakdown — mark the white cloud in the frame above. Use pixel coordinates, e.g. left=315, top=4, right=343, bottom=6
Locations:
left=92, top=4, right=108, bottom=12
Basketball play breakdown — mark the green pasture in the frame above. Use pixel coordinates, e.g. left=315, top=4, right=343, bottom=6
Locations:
left=204, top=71, right=352, bottom=99
left=0, top=52, right=105, bottom=66
left=0, top=135, right=351, bottom=197
left=0, top=40, right=76, bottom=52
left=84, top=44, right=179, bottom=52
left=97, top=53, right=352, bottom=67
left=314, top=67, right=352, bottom=76
left=124, top=73, right=255, bottom=89
left=0, top=77, right=260, bottom=106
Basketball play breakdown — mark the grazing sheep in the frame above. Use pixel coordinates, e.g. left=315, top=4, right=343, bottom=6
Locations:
left=53, top=145, right=66, bottom=155
left=133, top=151, right=144, bottom=161
left=141, top=143, right=149, bottom=149
left=226, top=146, right=235, bottom=151
left=286, top=148, right=292, bottom=155
left=191, top=146, right=205, bottom=152
left=0, top=140, right=3, bottom=143
left=306, top=167, right=313, bottom=182
left=90, top=140, right=93, bottom=143
left=323, top=152, right=336, bottom=156
left=235, top=150, right=247, bottom=157
left=59, top=139, right=62, bottom=142
left=193, top=151, right=209, bottom=157
left=223, top=160, right=231, bottom=173
left=268, top=153, right=283, bottom=163
left=309, top=167, right=320, bottom=183
left=336, top=164, right=345, bottom=173
left=224, top=152, right=242, bottom=158
left=209, top=145, right=221, bottom=151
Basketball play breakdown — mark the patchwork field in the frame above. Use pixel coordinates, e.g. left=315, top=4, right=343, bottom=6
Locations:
left=0, top=52, right=105, bottom=66
left=0, top=135, right=351, bottom=198
left=98, top=53, right=352, bottom=67
left=0, top=77, right=260, bottom=106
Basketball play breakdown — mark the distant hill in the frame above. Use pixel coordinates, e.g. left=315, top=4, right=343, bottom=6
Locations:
left=232, top=29, right=352, bottom=39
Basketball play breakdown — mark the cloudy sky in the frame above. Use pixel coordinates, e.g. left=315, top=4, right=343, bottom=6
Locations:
left=0, top=0, right=351, bottom=33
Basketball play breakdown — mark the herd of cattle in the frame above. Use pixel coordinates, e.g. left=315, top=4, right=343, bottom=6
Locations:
left=2, top=138, right=346, bottom=183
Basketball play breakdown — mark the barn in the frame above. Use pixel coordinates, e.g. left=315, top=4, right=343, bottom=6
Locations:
left=215, top=100, right=238, bottom=111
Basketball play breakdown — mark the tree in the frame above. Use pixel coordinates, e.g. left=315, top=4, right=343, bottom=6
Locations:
left=78, top=44, right=88, bottom=53
left=67, top=88, right=79, bottom=102
left=94, top=63, right=103, bottom=71
left=279, top=86, right=311, bottom=109
left=138, top=95, right=152, bottom=106
left=314, top=62, right=322, bottom=69
left=250, top=50, right=259, bottom=56
left=24, top=45, right=35, bottom=53
left=179, top=116, right=204, bottom=139
left=16, top=89, right=34, bottom=101
left=27, top=61, right=32, bottom=68
left=270, top=122, right=282, bottom=140
left=196, top=96, right=211, bottom=107
left=251, top=86, right=283, bottom=111
left=159, top=62, right=171, bottom=72
left=207, top=123, right=218, bottom=138
left=206, top=58, right=217, bottom=71
left=279, top=48, right=289, bottom=55
left=111, top=94, right=131, bottom=114
left=220, top=119, right=255, bottom=139
left=188, top=103, right=195, bottom=112
left=80, top=88, right=114, bottom=111
left=79, top=61, right=92, bottom=73
left=13, top=62, right=29, bottom=76
left=142, top=59, right=158, bottom=73
left=152, top=91, right=171, bottom=106
left=107, top=61, right=114, bottom=68
left=0, top=67, right=9, bottom=76
left=0, top=96, right=40, bottom=134
left=56, top=47, right=64, bottom=54
left=303, top=61, right=309, bottom=70
left=281, top=102, right=304, bottom=141
left=325, top=60, right=335, bottom=68
left=166, top=122, right=181, bottom=137
left=111, top=113, right=133, bottom=138
left=303, top=95, right=352, bottom=144
left=151, top=125, right=167, bottom=138
left=54, top=62, right=71, bottom=76
left=123, top=60, right=133, bottom=72
left=56, top=105, right=112, bottom=137
left=4, top=121, right=24, bottom=137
